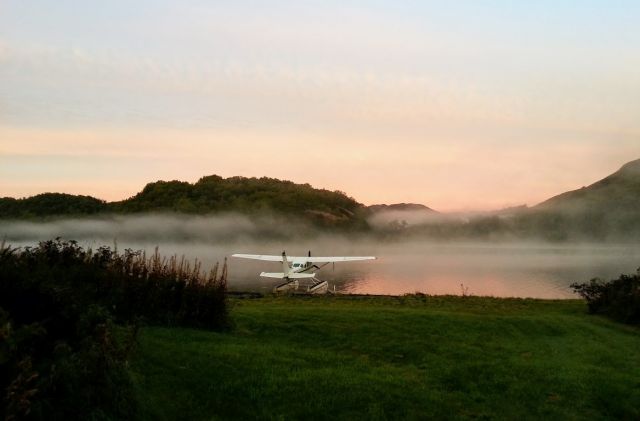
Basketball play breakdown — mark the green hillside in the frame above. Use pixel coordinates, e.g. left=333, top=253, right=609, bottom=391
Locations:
left=387, top=159, right=640, bottom=241
left=519, top=159, right=640, bottom=240
left=0, top=176, right=367, bottom=228
left=112, top=175, right=364, bottom=225
left=0, top=193, right=107, bottom=218
left=536, top=159, right=640, bottom=211
left=3, top=160, right=640, bottom=239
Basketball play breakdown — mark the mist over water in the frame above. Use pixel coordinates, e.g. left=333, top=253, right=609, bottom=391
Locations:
left=3, top=214, right=640, bottom=299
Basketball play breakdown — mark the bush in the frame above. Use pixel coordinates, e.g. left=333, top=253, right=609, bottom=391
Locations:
left=571, top=269, right=640, bottom=324
left=0, top=239, right=228, bottom=419
left=0, top=300, right=137, bottom=420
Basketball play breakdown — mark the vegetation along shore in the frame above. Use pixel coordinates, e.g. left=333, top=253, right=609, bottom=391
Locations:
left=2, top=240, right=639, bottom=419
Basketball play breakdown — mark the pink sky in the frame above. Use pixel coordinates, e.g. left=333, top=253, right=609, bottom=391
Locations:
left=2, top=126, right=637, bottom=211
left=1, top=2, right=639, bottom=211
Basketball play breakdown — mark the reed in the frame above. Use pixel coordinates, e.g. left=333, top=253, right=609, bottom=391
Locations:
left=1, top=238, right=229, bottom=330
left=106, top=245, right=227, bottom=287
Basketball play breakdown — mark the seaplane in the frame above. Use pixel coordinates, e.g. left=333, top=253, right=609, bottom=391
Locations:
left=232, top=251, right=376, bottom=294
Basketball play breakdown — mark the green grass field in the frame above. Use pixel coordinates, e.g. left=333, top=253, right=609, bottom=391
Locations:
left=131, top=295, right=640, bottom=420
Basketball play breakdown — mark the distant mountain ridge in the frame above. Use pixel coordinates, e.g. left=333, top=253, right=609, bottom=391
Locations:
left=367, top=203, right=438, bottom=213
left=535, top=158, right=640, bottom=211
left=2, top=159, right=640, bottom=240
left=518, top=158, right=640, bottom=240
left=365, top=159, right=640, bottom=240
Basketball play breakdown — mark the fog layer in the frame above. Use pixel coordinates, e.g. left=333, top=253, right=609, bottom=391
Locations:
left=3, top=214, right=640, bottom=298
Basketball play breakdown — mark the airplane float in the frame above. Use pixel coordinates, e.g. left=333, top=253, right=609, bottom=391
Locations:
left=232, top=251, right=376, bottom=293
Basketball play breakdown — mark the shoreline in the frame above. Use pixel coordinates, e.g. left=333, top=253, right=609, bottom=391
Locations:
left=226, top=290, right=583, bottom=301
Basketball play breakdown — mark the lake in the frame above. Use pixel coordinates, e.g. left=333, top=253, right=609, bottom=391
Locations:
left=224, top=242, right=640, bottom=298
left=37, top=240, right=639, bottom=299
left=4, top=215, right=640, bottom=298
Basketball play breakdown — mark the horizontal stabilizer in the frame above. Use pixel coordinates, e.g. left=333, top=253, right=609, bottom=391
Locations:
left=260, top=272, right=316, bottom=279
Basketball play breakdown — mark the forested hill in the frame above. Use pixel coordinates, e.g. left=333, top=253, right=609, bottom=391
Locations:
left=366, top=159, right=640, bottom=241
left=445, top=159, right=640, bottom=241
left=0, top=193, right=106, bottom=218
left=3, top=159, right=640, bottom=240
left=521, top=158, right=640, bottom=240
left=367, top=203, right=437, bottom=213
left=0, top=176, right=367, bottom=228
left=535, top=158, right=640, bottom=212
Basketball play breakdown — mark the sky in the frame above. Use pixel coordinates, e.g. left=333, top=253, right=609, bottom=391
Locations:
left=1, top=1, right=639, bottom=211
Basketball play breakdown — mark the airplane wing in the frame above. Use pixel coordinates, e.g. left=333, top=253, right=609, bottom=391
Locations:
left=305, top=256, right=376, bottom=263
left=232, top=254, right=287, bottom=262
left=260, top=272, right=316, bottom=279
left=233, top=254, right=376, bottom=263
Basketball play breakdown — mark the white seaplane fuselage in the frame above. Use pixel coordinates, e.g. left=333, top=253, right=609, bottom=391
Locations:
left=290, top=261, right=312, bottom=272
left=231, top=252, right=376, bottom=294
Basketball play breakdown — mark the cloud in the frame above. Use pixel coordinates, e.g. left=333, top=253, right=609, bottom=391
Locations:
left=2, top=2, right=639, bottom=210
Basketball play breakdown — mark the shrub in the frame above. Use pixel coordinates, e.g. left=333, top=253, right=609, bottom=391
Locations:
left=0, top=238, right=228, bottom=419
left=571, top=269, right=640, bottom=324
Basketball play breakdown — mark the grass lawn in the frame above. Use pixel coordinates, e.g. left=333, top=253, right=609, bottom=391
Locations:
left=131, top=295, right=640, bottom=420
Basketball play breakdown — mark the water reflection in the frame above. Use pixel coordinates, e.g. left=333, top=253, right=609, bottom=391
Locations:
left=225, top=243, right=640, bottom=298
left=7, top=238, right=640, bottom=298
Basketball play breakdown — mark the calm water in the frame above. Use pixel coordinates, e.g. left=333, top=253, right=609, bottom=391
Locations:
left=224, top=243, right=640, bottom=298
left=4, top=215, right=640, bottom=298
left=69, top=241, right=640, bottom=299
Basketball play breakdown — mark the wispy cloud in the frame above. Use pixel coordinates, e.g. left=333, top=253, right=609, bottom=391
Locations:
left=1, top=1, right=639, bottom=209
